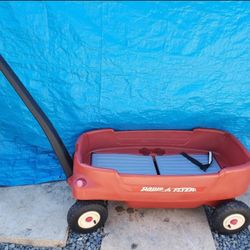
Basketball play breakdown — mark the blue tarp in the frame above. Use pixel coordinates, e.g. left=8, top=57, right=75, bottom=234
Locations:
left=0, top=2, right=250, bottom=186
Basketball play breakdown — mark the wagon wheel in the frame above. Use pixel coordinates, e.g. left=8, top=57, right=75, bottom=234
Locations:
left=67, top=200, right=108, bottom=233
left=211, top=200, right=250, bottom=235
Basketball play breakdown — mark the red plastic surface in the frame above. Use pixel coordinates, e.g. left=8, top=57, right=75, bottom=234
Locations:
left=68, top=129, right=250, bottom=208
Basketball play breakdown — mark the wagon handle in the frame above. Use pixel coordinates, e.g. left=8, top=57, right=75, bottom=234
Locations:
left=0, top=55, right=73, bottom=178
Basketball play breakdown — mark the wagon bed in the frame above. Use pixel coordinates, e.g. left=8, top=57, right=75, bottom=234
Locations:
left=72, top=128, right=250, bottom=208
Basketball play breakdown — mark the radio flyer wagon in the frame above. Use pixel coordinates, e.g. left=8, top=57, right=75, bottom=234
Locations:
left=1, top=55, right=250, bottom=235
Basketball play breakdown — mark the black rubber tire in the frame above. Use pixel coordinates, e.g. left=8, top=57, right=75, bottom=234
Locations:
left=211, top=200, right=250, bottom=235
left=67, top=200, right=108, bottom=234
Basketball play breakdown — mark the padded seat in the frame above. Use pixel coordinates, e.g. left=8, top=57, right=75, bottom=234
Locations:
left=92, top=153, right=156, bottom=175
left=156, top=154, right=221, bottom=175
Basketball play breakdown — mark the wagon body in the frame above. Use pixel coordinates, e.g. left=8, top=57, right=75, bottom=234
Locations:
left=69, top=128, right=250, bottom=208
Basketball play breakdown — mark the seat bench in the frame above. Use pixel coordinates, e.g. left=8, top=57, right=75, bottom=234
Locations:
left=91, top=153, right=221, bottom=175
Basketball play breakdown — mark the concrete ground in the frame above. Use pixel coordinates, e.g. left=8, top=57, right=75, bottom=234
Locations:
left=0, top=181, right=74, bottom=247
left=101, top=202, right=216, bottom=250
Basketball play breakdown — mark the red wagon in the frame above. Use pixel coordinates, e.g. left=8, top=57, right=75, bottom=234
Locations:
left=1, top=55, right=250, bottom=235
